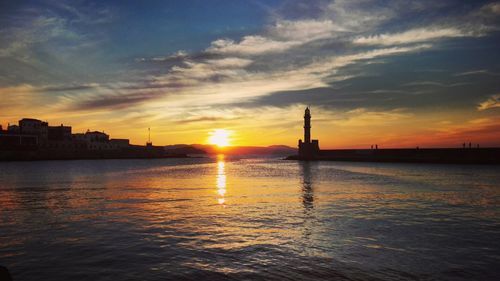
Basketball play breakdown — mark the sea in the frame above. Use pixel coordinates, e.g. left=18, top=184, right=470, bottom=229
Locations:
left=0, top=157, right=499, bottom=281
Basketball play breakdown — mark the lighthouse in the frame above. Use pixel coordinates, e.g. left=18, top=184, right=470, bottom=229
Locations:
left=298, top=107, right=320, bottom=159
left=304, top=107, right=311, bottom=143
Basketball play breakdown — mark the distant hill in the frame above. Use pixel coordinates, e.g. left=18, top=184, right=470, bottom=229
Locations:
left=163, top=144, right=207, bottom=155
left=164, top=144, right=296, bottom=156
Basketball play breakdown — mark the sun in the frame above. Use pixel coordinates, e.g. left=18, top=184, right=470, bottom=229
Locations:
left=208, top=129, right=231, bottom=147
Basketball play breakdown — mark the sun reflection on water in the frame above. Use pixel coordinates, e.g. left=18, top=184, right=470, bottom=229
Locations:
left=216, top=155, right=226, bottom=205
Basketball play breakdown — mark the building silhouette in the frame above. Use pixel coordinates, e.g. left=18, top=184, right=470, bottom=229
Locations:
left=298, top=107, right=319, bottom=159
left=0, top=117, right=168, bottom=160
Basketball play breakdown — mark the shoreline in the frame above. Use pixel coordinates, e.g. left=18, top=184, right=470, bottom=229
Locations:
left=0, top=151, right=193, bottom=162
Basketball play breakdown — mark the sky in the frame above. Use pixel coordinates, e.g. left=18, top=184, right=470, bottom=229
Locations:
left=0, top=0, right=499, bottom=148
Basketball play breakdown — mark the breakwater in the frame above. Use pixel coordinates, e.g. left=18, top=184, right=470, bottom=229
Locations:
left=287, top=147, right=500, bottom=164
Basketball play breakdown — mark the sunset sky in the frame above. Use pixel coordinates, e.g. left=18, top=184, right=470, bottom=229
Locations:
left=1, top=0, right=499, bottom=148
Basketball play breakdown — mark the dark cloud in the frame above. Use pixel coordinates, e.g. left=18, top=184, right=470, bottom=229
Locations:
left=116, top=81, right=186, bottom=90
left=71, top=92, right=163, bottom=111
left=39, top=84, right=98, bottom=92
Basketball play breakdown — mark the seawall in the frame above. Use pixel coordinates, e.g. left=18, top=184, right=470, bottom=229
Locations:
left=0, top=146, right=188, bottom=161
left=286, top=148, right=500, bottom=164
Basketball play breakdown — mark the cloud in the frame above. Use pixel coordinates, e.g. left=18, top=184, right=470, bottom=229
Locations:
left=39, top=83, right=99, bottom=92
left=403, top=81, right=471, bottom=88
left=136, top=50, right=188, bottom=63
left=477, top=2, right=500, bottom=17
left=283, top=0, right=397, bottom=32
left=478, top=94, right=500, bottom=111
left=486, top=2, right=500, bottom=14
left=0, top=84, right=69, bottom=120
left=350, top=1, right=500, bottom=47
left=353, top=27, right=470, bottom=46
left=58, top=40, right=432, bottom=113
left=116, top=81, right=187, bottom=90
left=336, top=108, right=413, bottom=126
left=0, top=1, right=119, bottom=87
left=0, top=15, right=78, bottom=58
left=150, top=44, right=432, bottom=108
left=416, top=117, right=500, bottom=147
left=48, top=1, right=116, bottom=25
left=206, top=19, right=347, bottom=56
left=454, top=70, right=500, bottom=76
left=313, top=44, right=431, bottom=71
left=175, top=116, right=242, bottom=125
left=270, top=19, right=345, bottom=41
left=206, top=36, right=299, bottom=56
left=0, top=82, right=99, bottom=93
left=204, top=57, right=253, bottom=68
left=69, top=0, right=498, bottom=114
left=69, top=91, right=163, bottom=111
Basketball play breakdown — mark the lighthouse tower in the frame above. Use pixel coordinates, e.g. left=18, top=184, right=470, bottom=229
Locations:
left=304, top=107, right=311, bottom=143
left=298, top=107, right=320, bottom=159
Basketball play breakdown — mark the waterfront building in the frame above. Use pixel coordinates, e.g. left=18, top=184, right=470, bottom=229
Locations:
left=19, top=118, right=48, bottom=141
left=84, top=131, right=113, bottom=150
left=48, top=124, right=72, bottom=141
left=7, top=124, right=20, bottom=134
left=0, top=133, right=38, bottom=147
left=85, top=131, right=109, bottom=142
left=0, top=121, right=39, bottom=147
left=110, top=139, right=130, bottom=149
left=0, top=117, right=166, bottom=160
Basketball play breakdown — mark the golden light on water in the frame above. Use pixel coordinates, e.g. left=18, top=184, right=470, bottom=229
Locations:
left=208, top=129, right=231, bottom=147
left=216, top=154, right=226, bottom=205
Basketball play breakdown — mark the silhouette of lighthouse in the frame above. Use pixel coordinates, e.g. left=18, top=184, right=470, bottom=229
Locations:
left=298, top=107, right=320, bottom=159
left=304, top=107, right=311, bottom=143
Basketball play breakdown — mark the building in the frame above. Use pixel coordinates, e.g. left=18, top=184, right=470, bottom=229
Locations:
left=0, top=117, right=163, bottom=160
left=48, top=124, right=72, bottom=141
left=84, top=131, right=112, bottom=150
left=298, top=107, right=320, bottom=159
left=110, top=139, right=130, bottom=149
left=7, top=124, right=20, bottom=134
left=71, top=131, right=130, bottom=150
left=0, top=134, right=38, bottom=147
left=0, top=123, right=38, bottom=147
left=19, top=118, right=48, bottom=141
left=0, top=120, right=39, bottom=148
left=85, top=130, right=109, bottom=142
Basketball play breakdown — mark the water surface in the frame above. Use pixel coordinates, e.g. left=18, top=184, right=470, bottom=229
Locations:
left=1, top=157, right=499, bottom=280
